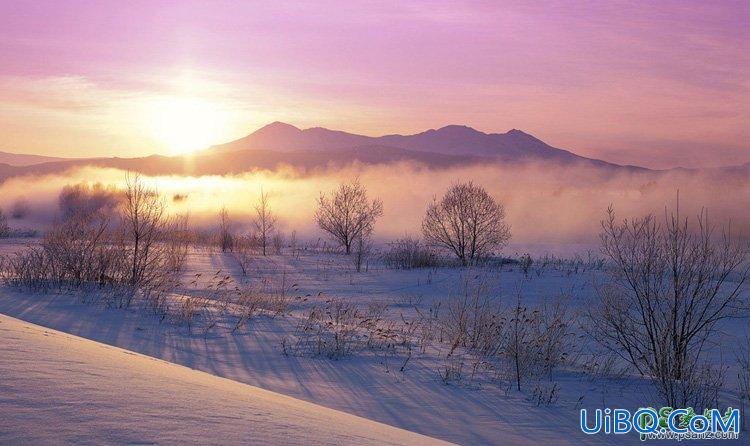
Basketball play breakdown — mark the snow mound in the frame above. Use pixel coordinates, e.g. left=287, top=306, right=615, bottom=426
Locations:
left=0, top=314, right=449, bottom=445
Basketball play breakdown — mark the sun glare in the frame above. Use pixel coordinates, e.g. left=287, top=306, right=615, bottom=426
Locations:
left=147, top=96, right=229, bottom=155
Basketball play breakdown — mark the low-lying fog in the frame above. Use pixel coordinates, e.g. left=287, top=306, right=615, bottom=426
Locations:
left=1, top=161, right=748, bottom=254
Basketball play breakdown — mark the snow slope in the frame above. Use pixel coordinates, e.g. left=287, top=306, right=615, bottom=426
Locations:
left=0, top=249, right=741, bottom=445
left=0, top=258, right=644, bottom=446
left=0, top=314, right=448, bottom=445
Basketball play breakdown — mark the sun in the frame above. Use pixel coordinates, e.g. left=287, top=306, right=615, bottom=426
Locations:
left=147, top=96, right=229, bottom=155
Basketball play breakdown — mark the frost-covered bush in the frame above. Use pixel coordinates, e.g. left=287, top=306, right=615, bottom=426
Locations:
left=0, top=208, right=9, bottom=237
left=382, top=237, right=440, bottom=269
left=58, top=182, right=122, bottom=219
left=2, top=212, right=126, bottom=291
left=10, top=198, right=31, bottom=219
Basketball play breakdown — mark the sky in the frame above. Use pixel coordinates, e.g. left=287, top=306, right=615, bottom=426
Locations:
left=0, top=0, right=747, bottom=168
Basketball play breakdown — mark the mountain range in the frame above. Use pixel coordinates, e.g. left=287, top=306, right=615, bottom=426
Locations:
left=0, top=151, right=66, bottom=167
left=209, top=122, right=639, bottom=169
left=0, top=122, right=746, bottom=181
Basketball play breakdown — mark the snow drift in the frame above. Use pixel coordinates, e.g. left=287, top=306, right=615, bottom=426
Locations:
left=0, top=314, right=448, bottom=446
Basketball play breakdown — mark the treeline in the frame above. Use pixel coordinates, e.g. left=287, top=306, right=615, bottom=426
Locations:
left=1, top=174, right=189, bottom=309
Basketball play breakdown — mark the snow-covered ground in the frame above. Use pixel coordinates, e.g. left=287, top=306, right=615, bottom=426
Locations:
left=0, top=314, right=447, bottom=445
left=0, top=245, right=745, bottom=445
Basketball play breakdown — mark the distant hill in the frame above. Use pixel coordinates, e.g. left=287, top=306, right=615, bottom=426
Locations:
left=211, top=122, right=623, bottom=166
left=0, top=150, right=66, bottom=166
left=1, top=122, right=748, bottom=182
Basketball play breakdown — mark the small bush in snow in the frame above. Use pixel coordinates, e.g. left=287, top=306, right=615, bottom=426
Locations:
left=10, top=198, right=31, bottom=219
left=382, top=237, right=440, bottom=269
left=0, top=209, right=10, bottom=238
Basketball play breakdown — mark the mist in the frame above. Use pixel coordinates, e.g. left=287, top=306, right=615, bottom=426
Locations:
left=1, top=161, right=748, bottom=253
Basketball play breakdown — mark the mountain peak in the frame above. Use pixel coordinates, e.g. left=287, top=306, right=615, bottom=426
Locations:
left=255, top=121, right=301, bottom=134
left=432, top=124, right=485, bottom=136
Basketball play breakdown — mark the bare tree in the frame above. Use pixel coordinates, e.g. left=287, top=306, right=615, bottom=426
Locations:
left=218, top=207, right=233, bottom=252
left=589, top=203, right=748, bottom=408
left=252, top=188, right=277, bottom=256
left=422, top=182, right=510, bottom=266
left=122, top=173, right=167, bottom=288
left=315, top=180, right=383, bottom=255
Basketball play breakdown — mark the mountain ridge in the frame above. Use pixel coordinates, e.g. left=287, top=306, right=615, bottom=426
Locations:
left=0, top=150, right=66, bottom=166
left=208, top=122, right=664, bottom=172
left=1, top=123, right=748, bottom=182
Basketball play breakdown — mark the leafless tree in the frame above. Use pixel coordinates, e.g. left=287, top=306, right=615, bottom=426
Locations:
left=589, top=203, right=749, bottom=408
left=315, top=180, right=383, bottom=255
left=253, top=188, right=277, bottom=256
left=122, top=173, right=168, bottom=288
left=422, top=182, right=510, bottom=266
left=4, top=206, right=128, bottom=291
left=218, top=206, right=233, bottom=252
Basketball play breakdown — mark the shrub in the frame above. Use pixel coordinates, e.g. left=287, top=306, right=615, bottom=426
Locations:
left=0, top=209, right=9, bottom=238
left=383, top=237, right=440, bottom=269
left=10, top=198, right=31, bottom=219
left=58, top=182, right=122, bottom=219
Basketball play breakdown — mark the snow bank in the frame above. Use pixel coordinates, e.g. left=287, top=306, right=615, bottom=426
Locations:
left=0, top=314, right=448, bottom=445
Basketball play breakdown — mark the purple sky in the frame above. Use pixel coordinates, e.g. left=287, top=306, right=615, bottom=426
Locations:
left=0, top=0, right=747, bottom=168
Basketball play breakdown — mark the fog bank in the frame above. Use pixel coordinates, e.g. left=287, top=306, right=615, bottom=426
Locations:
left=1, top=161, right=747, bottom=251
